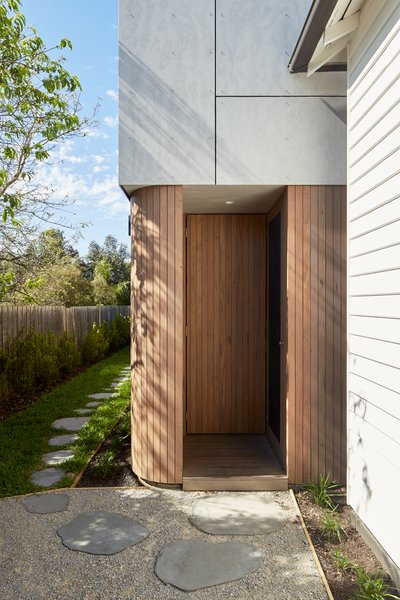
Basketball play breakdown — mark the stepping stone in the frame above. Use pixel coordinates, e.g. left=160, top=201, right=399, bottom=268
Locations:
left=57, top=510, right=149, bottom=555
left=110, top=382, right=119, bottom=388
left=52, top=417, right=89, bottom=432
left=42, top=450, right=75, bottom=466
left=48, top=434, right=78, bottom=447
left=115, top=376, right=128, bottom=381
left=74, top=408, right=94, bottom=415
left=21, top=492, right=69, bottom=514
left=87, top=392, right=112, bottom=400
left=85, top=401, right=100, bottom=408
left=31, top=468, right=65, bottom=487
left=155, top=540, right=262, bottom=592
left=190, top=494, right=287, bottom=535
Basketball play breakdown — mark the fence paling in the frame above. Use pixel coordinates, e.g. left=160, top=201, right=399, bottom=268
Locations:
left=0, top=305, right=130, bottom=348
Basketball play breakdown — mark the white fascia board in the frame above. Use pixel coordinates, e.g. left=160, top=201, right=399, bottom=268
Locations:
left=307, top=35, right=351, bottom=75
left=324, top=11, right=360, bottom=45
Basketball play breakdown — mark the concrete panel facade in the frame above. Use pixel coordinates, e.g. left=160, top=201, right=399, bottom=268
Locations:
left=216, top=0, right=346, bottom=96
left=119, top=0, right=215, bottom=187
left=217, top=97, right=346, bottom=184
left=119, top=0, right=346, bottom=189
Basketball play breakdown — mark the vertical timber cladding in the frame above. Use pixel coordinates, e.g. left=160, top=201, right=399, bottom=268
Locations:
left=286, top=186, right=347, bottom=484
left=131, top=185, right=184, bottom=484
left=186, top=215, right=266, bottom=434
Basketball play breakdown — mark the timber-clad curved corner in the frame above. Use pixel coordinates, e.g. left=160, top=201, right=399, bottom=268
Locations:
left=130, top=185, right=184, bottom=484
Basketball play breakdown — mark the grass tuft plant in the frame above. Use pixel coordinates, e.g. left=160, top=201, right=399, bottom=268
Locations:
left=305, top=474, right=343, bottom=511
left=332, top=550, right=355, bottom=572
left=352, top=567, right=400, bottom=600
left=93, top=449, right=121, bottom=479
left=321, top=510, right=346, bottom=542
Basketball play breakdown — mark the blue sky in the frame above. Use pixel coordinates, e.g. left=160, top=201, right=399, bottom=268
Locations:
left=22, top=1, right=129, bottom=256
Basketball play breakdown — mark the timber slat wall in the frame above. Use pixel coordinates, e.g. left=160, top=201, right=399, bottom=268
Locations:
left=186, top=215, right=266, bottom=434
left=131, top=185, right=184, bottom=484
left=0, top=305, right=129, bottom=347
left=286, top=185, right=346, bottom=483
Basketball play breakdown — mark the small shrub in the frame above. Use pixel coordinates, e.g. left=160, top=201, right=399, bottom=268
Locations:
left=58, top=332, right=80, bottom=375
left=34, top=332, right=60, bottom=388
left=93, top=449, right=120, bottom=479
left=305, top=474, right=343, bottom=511
left=353, top=567, right=400, bottom=600
left=81, top=322, right=109, bottom=364
left=109, top=314, right=130, bottom=352
left=321, top=510, right=346, bottom=542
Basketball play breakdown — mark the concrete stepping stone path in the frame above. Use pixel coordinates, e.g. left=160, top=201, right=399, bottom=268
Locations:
left=57, top=510, right=149, bottom=555
left=74, top=408, right=94, bottom=415
left=190, top=493, right=287, bottom=535
left=85, top=401, right=100, bottom=408
left=42, top=450, right=75, bottom=466
left=52, top=417, right=89, bottom=432
left=31, top=468, right=65, bottom=487
left=87, top=392, right=113, bottom=400
left=21, top=492, right=69, bottom=514
left=155, top=540, right=262, bottom=592
left=48, top=434, right=78, bottom=447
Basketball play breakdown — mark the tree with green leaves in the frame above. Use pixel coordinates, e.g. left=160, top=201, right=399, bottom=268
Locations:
left=0, top=0, right=93, bottom=296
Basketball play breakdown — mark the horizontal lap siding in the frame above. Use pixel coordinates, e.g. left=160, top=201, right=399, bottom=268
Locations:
left=287, top=185, right=346, bottom=484
left=348, top=0, right=400, bottom=568
left=131, top=185, right=184, bottom=484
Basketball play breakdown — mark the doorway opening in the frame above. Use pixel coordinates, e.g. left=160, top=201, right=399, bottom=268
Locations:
left=183, top=203, right=287, bottom=490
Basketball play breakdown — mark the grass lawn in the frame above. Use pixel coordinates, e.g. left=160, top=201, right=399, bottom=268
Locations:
left=0, top=346, right=130, bottom=498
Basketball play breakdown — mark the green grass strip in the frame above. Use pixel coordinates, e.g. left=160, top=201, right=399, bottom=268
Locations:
left=0, top=346, right=130, bottom=498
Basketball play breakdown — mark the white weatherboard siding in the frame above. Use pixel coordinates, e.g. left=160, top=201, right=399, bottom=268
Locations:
left=119, top=0, right=346, bottom=188
left=348, top=0, right=400, bottom=569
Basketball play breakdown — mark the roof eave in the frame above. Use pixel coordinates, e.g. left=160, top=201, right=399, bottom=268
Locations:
left=288, top=0, right=340, bottom=73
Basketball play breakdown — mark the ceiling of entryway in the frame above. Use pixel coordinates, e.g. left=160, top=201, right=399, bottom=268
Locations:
left=183, top=185, right=285, bottom=214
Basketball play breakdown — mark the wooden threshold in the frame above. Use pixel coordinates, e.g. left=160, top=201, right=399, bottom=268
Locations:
left=183, top=435, right=288, bottom=491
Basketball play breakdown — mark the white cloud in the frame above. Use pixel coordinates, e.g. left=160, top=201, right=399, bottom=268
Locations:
left=104, top=115, right=118, bottom=128
left=94, top=155, right=105, bottom=164
left=106, top=89, right=118, bottom=101
left=93, top=165, right=110, bottom=173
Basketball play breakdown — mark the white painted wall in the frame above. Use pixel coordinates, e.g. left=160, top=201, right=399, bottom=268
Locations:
left=347, top=0, right=400, bottom=570
left=119, top=0, right=346, bottom=188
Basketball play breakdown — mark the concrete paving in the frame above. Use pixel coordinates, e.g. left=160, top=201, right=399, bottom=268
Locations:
left=85, top=401, right=101, bottom=408
left=190, top=493, right=287, bottom=535
left=42, top=450, right=75, bottom=466
left=48, top=434, right=78, bottom=447
left=87, top=392, right=113, bottom=400
left=0, top=489, right=329, bottom=600
left=21, top=493, right=69, bottom=514
left=31, top=468, right=65, bottom=487
left=52, top=417, right=89, bottom=431
left=57, top=510, right=149, bottom=555
left=155, top=540, right=263, bottom=591
left=74, top=408, right=94, bottom=415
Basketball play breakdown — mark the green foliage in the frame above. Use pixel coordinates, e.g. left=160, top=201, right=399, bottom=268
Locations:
left=57, top=332, right=80, bottom=375
left=353, top=567, right=399, bottom=600
left=0, top=314, right=129, bottom=406
left=93, top=449, right=121, bottom=479
left=321, top=510, right=346, bottom=543
left=331, top=552, right=399, bottom=600
left=81, top=322, right=109, bottom=365
left=305, top=474, right=343, bottom=511
left=109, top=314, right=130, bottom=351
left=0, top=0, right=85, bottom=223
left=0, top=347, right=129, bottom=497
left=6, top=330, right=60, bottom=395
left=332, top=550, right=355, bottom=572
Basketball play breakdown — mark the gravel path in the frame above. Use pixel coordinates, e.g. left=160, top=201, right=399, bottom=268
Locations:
left=0, top=488, right=328, bottom=600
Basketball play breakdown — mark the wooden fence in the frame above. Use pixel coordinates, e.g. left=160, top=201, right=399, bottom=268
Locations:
left=0, top=305, right=130, bottom=348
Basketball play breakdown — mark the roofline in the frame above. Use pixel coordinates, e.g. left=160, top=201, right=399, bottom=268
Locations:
left=288, top=0, right=341, bottom=73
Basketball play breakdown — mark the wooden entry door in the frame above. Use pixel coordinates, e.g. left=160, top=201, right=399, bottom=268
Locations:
left=186, top=215, right=266, bottom=434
